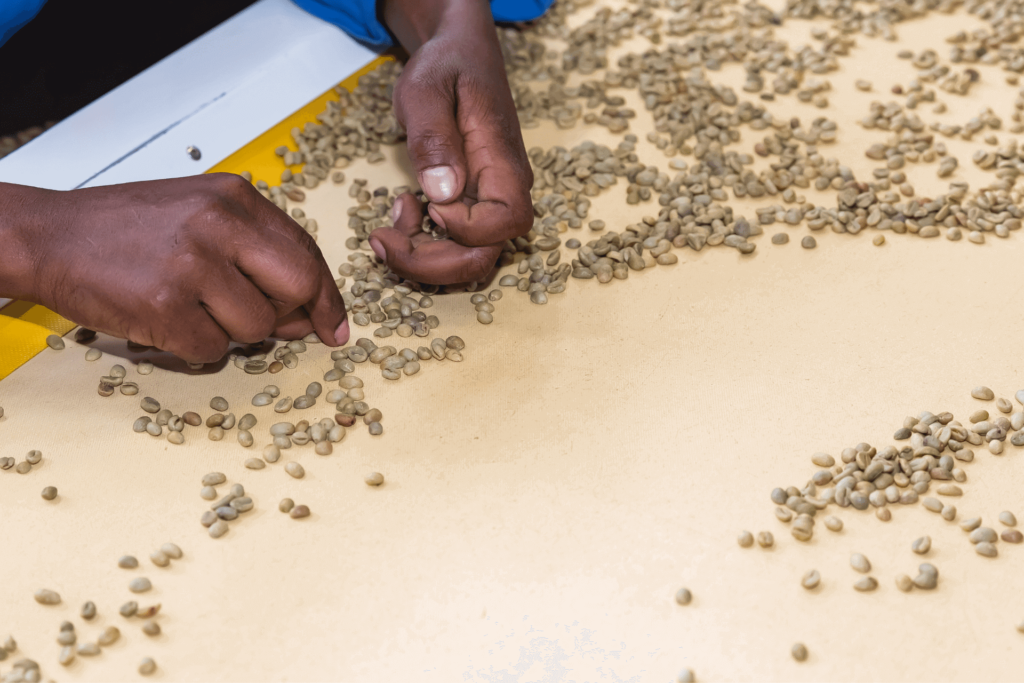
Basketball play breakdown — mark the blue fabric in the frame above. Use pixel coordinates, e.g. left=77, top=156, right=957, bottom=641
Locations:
left=293, top=0, right=553, bottom=46
left=0, top=0, right=47, bottom=48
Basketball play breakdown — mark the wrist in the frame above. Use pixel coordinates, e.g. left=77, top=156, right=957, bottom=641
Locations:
left=383, top=0, right=494, bottom=54
left=0, top=182, right=59, bottom=302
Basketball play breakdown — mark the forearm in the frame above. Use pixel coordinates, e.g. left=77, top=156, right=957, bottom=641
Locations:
left=382, top=0, right=495, bottom=53
left=0, top=182, right=50, bottom=301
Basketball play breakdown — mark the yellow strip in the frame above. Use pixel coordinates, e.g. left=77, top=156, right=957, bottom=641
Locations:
left=206, top=55, right=392, bottom=180
left=0, top=55, right=391, bottom=381
left=0, top=307, right=76, bottom=379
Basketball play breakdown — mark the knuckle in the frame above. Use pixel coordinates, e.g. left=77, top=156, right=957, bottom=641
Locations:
left=207, top=172, right=253, bottom=199
left=408, top=129, right=459, bottom=166
left=280, top=264, right=321, bottom=305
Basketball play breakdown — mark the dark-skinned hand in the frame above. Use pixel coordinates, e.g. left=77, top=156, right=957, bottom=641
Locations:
left=0, top=175, right=349, bottom=363
left=368, top=0, right=534, bottom=285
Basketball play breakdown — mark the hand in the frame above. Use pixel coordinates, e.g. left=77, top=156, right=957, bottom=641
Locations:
left=368, top=0, right=534, bottom=285
left=0, top=175, right=349, bottom=363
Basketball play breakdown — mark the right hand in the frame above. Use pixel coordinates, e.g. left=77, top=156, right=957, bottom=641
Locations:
left=2, top=174, right=348, bottom=362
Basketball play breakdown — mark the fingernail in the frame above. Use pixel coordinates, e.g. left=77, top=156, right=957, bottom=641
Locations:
left=369, top=237, right=386, bottom=261
left=334, top=318, right=350, bottom=345
left=421, top=166, right=456, bottom=202
left=391, top=198, right=403, bottom=224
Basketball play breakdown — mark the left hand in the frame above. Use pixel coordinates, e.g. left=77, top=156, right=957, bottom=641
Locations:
left=369, top=0, right=534, bottom=284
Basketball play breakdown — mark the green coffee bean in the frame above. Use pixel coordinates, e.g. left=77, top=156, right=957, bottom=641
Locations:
left=129, top=578, right=152, bottom=593
left=98, top=626, right=120, bottom=647
left=34, top=589, right=61, bottom=605
left=976, top=542, right=998, bottom=557
left=161, top=543, right=182, bottom=560
left=972, top=386, right=995, bottom=400
left=853, top=577, right=878, bottom=592
left=912, top=536, right=931, bottom=554
left=850, top=553, right=871, bottom=573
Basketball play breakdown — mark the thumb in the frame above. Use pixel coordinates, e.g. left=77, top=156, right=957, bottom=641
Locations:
left=394, top=75, right=468, bottom=204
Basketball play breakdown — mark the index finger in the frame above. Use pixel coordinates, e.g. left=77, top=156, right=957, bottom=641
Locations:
left=226, top=179, right=348, bottom=345
left=370, top=226, right=501, bottom=285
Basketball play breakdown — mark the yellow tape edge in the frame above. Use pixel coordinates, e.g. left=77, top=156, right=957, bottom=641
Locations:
left=206, top=55, right=392, bottom=179
left=0, top=55, right=391, bottom=381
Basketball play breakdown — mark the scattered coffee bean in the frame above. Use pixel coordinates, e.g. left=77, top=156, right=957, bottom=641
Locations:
left=129, top=578, right=152, bottom=593
left=824, top=516, right=843, bottom=532
left=912, top=536, right=931, bottom=554
left=34, top=589, right=60, bottom=605
left=972, top=386, right=995, bottom=401
left=976, top=541, right=998, bottom=557
left=853, top=577, right=878, bottom=592
left=98, top=626, right=120, bottom=647
left=850, top=553, right=871, bottom=573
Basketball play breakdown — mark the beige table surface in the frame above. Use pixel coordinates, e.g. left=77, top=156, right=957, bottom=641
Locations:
left=3, top=3, right=1024, bottom=681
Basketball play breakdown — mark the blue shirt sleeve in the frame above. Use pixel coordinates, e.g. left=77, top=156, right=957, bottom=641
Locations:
left=0, top=0, right=47, bottom=48
left=292, top=0, right=553, bottom=47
